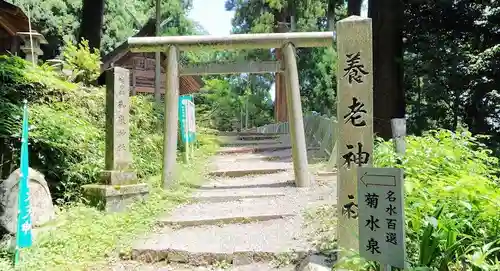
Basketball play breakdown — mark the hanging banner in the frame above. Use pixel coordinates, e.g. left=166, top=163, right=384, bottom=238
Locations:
left=178, top=95, right=196, bottom=144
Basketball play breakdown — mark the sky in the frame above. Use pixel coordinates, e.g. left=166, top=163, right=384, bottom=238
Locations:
left=188, top=0, right=234, bottom=36
left=187, top=0, right=369, bottom=102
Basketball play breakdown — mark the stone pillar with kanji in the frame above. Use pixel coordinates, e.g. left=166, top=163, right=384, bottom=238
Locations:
left=336, top=16, right=374, bottom=256
left=82, top=67, right=149, bottom=212
left=103, top=67, right=136, bottom=183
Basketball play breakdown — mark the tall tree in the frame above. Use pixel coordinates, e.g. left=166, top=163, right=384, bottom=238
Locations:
left=369, top=0, right=405, bottom=139
left=347, top=0, right=362, bottom=15
left=403, top=0, right=500, bottom=153
left=79, top=0, right=105, bottom=50
left=326, top=0, right=338, bottom=30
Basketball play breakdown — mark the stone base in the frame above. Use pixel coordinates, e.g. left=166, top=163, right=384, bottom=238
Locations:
left=100, top=170, right=138, bottom=185
left=82, top=183, right=149, bottom=213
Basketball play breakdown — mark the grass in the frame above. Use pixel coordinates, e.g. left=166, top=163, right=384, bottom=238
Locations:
left=0, top=137, right=218, bottom=271
left=270, top=251, right=303, bottom=268
left=212, top=259, right=231, bottom=270
left=303, top=204, right=337, bottom=261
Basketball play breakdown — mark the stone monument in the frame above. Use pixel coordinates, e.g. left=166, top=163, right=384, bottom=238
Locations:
left=0, top=168, right=55, bottom=242
left=336, top=16, right=374, bottom=254
left=82, top=67, right=149, bottom=212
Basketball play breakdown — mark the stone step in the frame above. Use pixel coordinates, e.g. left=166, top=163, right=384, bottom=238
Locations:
left=212, top=147, right=318, bottom=164
left=209, top=167, right=290, bottom=178
left=217, top=145, right=292, bottom=155
left=132, top=217, right=313, bottom=266
left=238, top=135, right=281, bottom=141
left=98, top=261, right=297, bottom=271
left=218, top=131, right=286, bottom=136
left=220, top=140, right=282, bottom=147
left=214, top=155, right=287, bottom=163
left=218, top=135, right=283, bottom=142
left=158, top=197, right=301, bottom=227
left=197, top=172, right=296, bottom=190
left=212, top=152, right=286, bottom=162
left=229, top=263, right=295, bottom=271
left=191, top=187, right=289, bottom=203
left=316, top=171, right=337, bottom=176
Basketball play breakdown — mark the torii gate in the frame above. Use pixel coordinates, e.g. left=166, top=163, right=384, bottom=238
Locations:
left=128, top=16, right=373, bottom=256
left=128, top=31, right=333, bottom=189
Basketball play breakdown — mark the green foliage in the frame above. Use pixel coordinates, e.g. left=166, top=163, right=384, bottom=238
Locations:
left=60, top=39, right=101, bottom=84
left=195, top=77, right=274, bottom=131
left=0, top=139, right=217, bottom=270
left=297, top=47, right=338, bottom=116
left=375, top=129, right=500, bottom=270
left=402, top=1, right=500, bottom=154
left=0, top=56, right=99, bottom=199
left=0, top=56, right=206, bottom=202
left=8, top=0, right=197, bottom=58
left=0, top=56, right=75, bottom=141
left=335, top=129, right=500, bottom=270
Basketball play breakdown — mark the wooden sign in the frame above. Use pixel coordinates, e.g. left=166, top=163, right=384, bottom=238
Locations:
left=357, top=167, right=406, bottom=268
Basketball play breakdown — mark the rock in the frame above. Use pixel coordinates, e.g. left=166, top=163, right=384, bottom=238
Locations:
left=0, top=168, right=56, bottom=235
left=297, top=254, right=332, bottom=271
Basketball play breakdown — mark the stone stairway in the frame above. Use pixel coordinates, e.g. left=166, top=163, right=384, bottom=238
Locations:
left=130, top=132, right=336, bottom=270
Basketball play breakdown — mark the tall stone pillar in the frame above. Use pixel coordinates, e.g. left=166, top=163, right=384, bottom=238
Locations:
left=336, top=16, right=374, bottom=256
left=82, top=67, right=149, bottom=212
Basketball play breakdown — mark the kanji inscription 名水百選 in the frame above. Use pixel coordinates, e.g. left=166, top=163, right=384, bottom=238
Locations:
left=357, top=167, right=406, bottom=268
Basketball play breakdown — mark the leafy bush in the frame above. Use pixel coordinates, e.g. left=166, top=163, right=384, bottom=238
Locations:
left=60, top=39, right=101, bottom=84
left=338, top=129, right=500, bottom=270
left=0, top=56, right=212, bottom=202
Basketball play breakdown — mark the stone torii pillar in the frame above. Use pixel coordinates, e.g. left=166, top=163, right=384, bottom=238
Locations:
left=282, top=42, right=310, bottom=187
left=162, top=45, right=180, bottom=184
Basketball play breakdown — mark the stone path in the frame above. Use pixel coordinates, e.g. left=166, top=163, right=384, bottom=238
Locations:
left=128, top=132, right=337, bottom=270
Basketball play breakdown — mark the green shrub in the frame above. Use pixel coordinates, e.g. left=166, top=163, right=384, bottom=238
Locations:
left=338, top=129, right=500, bottom=270
left=0, top=56, right=211, bottom=202
left=60, top=39, right=101, bottom=84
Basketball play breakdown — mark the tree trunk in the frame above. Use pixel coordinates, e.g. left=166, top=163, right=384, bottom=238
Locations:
left=465, top=89, right=490, bottom=135
left=348, top=0, right=362, bottom=16
left=327, top=0, right=337, bottom=31
left=79, top=0, right=105, bottom=50
left=369, top=0, right=405, bottom=139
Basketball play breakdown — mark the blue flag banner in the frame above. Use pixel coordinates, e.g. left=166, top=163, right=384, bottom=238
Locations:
left=14, top=100, right=33, bottom=265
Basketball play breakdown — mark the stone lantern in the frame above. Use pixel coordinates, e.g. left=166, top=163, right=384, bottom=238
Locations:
left=16, top=31, right=48, bottom=64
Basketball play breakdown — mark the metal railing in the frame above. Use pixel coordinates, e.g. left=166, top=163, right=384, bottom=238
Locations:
left=252, top=113, right=338, bottom=169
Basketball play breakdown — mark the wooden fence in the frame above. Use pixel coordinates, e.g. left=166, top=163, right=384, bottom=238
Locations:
left=252, top=113, right=338, bottom=169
